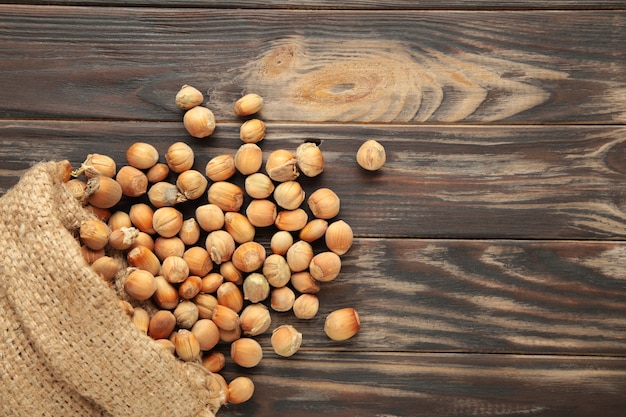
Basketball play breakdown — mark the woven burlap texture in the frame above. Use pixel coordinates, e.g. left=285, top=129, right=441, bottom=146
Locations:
left=0, top=161, right=224, bottom=417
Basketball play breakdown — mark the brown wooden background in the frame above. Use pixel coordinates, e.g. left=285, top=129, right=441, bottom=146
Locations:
left=1, top=2, right=625, bottom=416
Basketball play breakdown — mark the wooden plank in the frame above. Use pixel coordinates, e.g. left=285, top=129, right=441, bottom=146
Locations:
left=0, top=6, right=624, bottom=123
left=215, top=352, right=626, bottom=417
left=4, top=129, right=626, bottom=356
left=215, top=237, right=626, bottom=356
left=3, top=121, right=626, bottom=240
left=7, top=1, right=626, bottom=10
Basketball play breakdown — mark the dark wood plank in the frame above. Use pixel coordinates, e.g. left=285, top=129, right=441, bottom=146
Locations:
left=6, top=1, right=626, bottom=10
left=3, top=121, right=626, bottom=240
left=0, top=6, right=624, bottom=123
left=216, top=352, right=626, bottom=417
left=213, top=238, right=626, bottom=356
left=4, top=122, right=626, bottom=356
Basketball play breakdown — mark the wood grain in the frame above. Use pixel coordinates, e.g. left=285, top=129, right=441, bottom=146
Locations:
left=4, top=122, right=626, bottom=356
left=179, top=237, right=626, bottom=356
left=7, top=0, right=626, bottom=10
left=3, top=121, right=626, bottom=240
left=0, top=6, right=624, bottom=123
left=1, top=3, right=625, bottom=416
left=214, top=352, right=626, bottom=417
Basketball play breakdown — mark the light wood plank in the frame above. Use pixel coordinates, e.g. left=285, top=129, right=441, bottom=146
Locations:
left=0, top=6, right=624, bottom=123
left=3, top=121, right=626, bottom=240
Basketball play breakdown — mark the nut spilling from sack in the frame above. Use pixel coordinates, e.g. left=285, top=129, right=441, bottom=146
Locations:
left=67, top=88, right=383, bottom=406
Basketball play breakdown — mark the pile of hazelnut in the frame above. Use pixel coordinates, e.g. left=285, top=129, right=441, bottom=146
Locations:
left=68, top=85, right=385, bottom=406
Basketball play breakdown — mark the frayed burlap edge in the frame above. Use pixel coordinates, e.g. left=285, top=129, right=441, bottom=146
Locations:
left=0, top=161, right=225, bottom=417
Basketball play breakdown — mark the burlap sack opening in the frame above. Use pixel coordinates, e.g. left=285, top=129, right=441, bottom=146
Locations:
left=0, top=161, right=225, bottom=417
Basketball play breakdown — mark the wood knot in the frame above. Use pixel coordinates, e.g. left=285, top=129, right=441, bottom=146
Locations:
left=295, top=64, right=383, bottom=105
left=604, top=139, right=626, bottom=175
left=260, top=43, right=302, bottom=78
left=235, top=37, right=568, bottom=123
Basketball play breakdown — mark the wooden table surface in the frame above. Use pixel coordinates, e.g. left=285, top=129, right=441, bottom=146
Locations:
left=1, top=1, right=626, bottom=416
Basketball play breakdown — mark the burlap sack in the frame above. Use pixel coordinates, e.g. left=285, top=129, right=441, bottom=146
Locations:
left=0, top=161, right=225, bottom=417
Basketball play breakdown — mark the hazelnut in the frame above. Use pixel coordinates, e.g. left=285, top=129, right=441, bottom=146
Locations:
left=148, top=181, right=187, bottom=208
left=148, top=310, right=177, bottom=340
left=265, top=149, right=298, bottom=182
left=211, top=304, right=240, bottom=331
left=262, top=254, right=291, bottom=288
left=183, top=246, right=213, bottom=277
left=132, top=307, right=150, bottom=334
left=270, top=230, right=293, bottom=255
left=202, top=351, right=226, bottom=373
left=216, top=281, right=244, bottom=313
left=205, top=154, right=236, bottom=182
left=234, top=93, right=263, bottom=117
left=127, top=245, right=161, bottom=276
left=84, top=176, right=123, bottom=209
left=195, top=203, right=225, bottom=232
left=234, top=143, right=263, bottom=175
left=123, top=269, right=157, bottom=301
left=309, top=251, right=342, bottom=282
left=245, top=173, right=274, bottom=199
left=286, top=240, right=313, bottom=272
left=152, top=207, right=183, bottom=238
left=230, top=337, right=263, bottom=368
left=228, top=377, right=255, bottom=404
left=154, top=236, right=185, bottom=260
left=356, top=139, right=386, bottom=171
left=325, top=219, right=354, bottom=256
left=79, top=218, right=111, bottom=250
left=176, top=169, right=208, bottom=200
left=191, top=319, right=220, bottom=351
left=239, top=118, right=266, bottom=143
left=116, top=165, right=148, bottom=197
left=179, top=217, right=201, bottom=246
left=174, top=329, right=201, bottom=362
left=126, top=142, right=159, bottom=170
left=246, top=199, right=277, bottom=228
left=165, top=141, right=194, bottom=173
left=275, top=208, right=308, bottom=232
left=153, top=275, right=179, bottom=310
left=296, top=142, right=324, bottom=177
left=146, top=163, right=170, bottom=183
left=74, top=153, right=116, bottom=179
left=242, top=273, right=270, bottom=303
left=129, top=203, right=155, bottom=234
left=307, top=187, right=340, bottom=219
left=239, top=303, right=272, bottom=336
left=299, top=219, right=328, bottom=243
left=200, top=272, right=224, bottom=293
left=173, top=300, right=199, bottom=329
left=270, top=286, right=295, bottom=312
left=183, top=106, right=216, bottom=138
left=205, top=230, right=236, bottom=265
left=271, top=324, right=302, bottom=357
left=324, top=308, right=360, bottom=341
left=175, top=84, right=204, bottom=110
left=273, top=181, right=305, bottom=210
left=161, top=255, right=190, bottom=284
left=179, top=275, right=202, bottom=300
left=293, top=294, right=319, bottom=319
left=207, top=181, right=244, bottom=212
left=194, top=293, right=218, bottom=320
left=224, top=212, right=256, bottom=244
left=232, top=241, right=266, bottom=273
